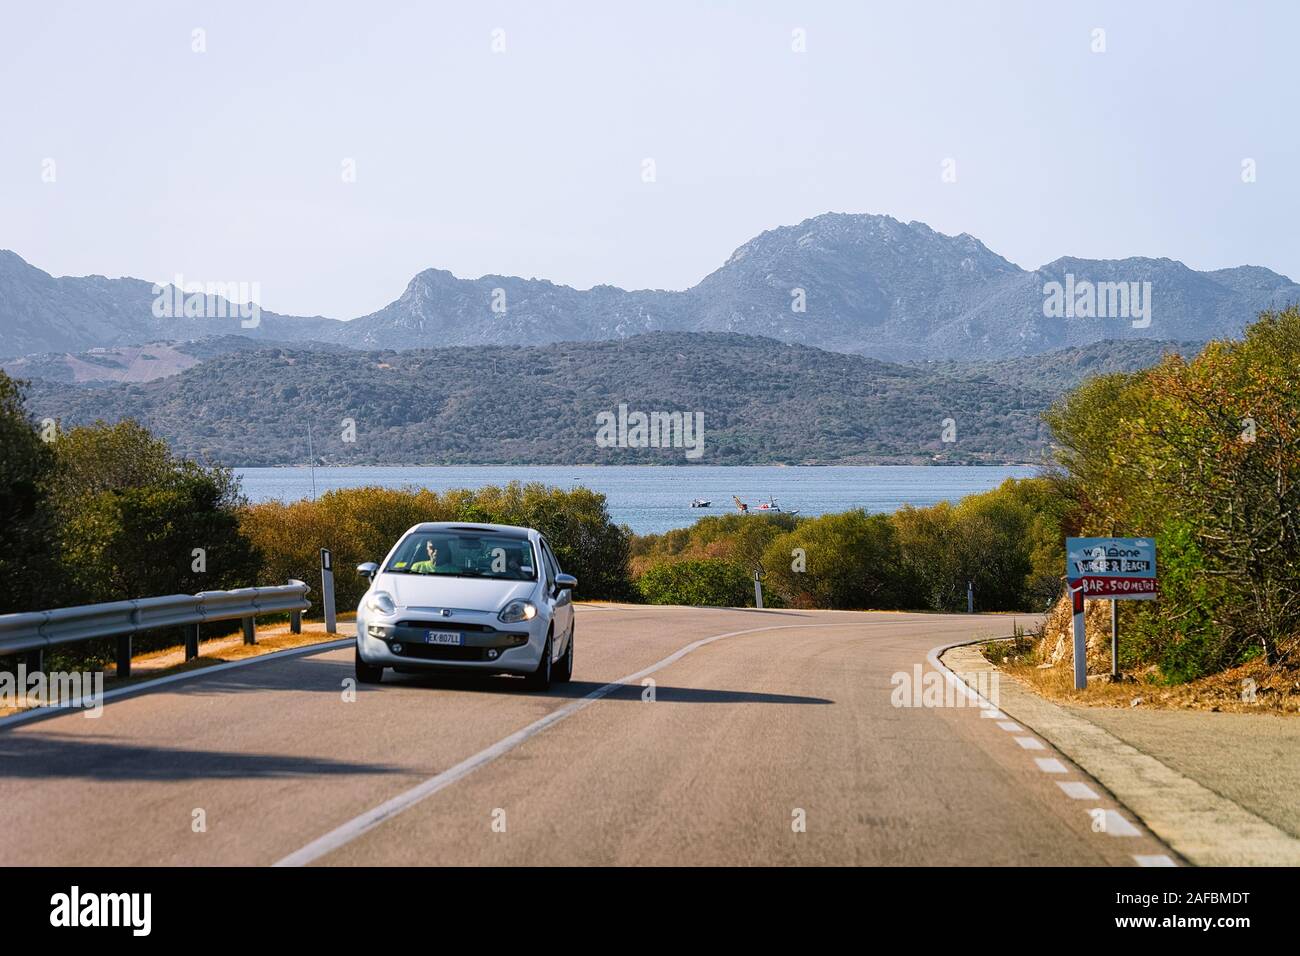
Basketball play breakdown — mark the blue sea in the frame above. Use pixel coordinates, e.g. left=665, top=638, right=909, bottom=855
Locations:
left=234, top=465, right=1039, bottom=536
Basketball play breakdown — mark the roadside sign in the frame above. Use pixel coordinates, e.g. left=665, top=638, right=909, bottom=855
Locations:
left=1066, top=537, right=1157, bottom=601
left=1065, top=537, right=1158, bottom=690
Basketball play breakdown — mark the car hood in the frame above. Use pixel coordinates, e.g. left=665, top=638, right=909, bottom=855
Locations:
left=378, top=573, right=537, bottom=614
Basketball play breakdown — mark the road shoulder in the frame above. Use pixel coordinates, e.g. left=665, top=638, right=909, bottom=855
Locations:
left=941, top=642, right=1300, bottom=866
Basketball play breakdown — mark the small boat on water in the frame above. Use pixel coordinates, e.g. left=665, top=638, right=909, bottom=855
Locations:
left=733, top=495, right=798, bottom=515
left=690, top=498, right=712, bottom=508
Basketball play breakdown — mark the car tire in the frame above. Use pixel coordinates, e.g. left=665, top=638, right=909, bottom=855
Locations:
left=524, top=631, right=553, bottom=691
left=356, top=648, right=384, bottom=684
left=554, top=625, right=574, bottom=683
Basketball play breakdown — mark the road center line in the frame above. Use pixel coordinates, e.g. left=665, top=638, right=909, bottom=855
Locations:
left=274, top=620, right=862, bottom=867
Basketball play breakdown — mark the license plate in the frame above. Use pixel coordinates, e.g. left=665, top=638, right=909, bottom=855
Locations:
left=425, top=631, right=462, bottom=646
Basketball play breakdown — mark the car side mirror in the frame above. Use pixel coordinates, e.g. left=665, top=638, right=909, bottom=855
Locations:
left=357, top=562, right=379, bottom=581
left=555, top=573, right=577, bottom=592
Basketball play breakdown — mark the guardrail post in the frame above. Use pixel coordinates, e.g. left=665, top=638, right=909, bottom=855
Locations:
left=27, top=648, right=44, bottom=676
left=242, top=616, right=256, bottom=645
left=184, top=623, right=200, bottom=661
left=290, top=609, right=302, bottom=634
left=116, top=635, right=132, bottom=678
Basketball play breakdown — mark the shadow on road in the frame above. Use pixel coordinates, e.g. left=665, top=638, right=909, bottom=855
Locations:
left=385, top=672, right=832, bottom=705
left=0, top=734, right=403, bottom=781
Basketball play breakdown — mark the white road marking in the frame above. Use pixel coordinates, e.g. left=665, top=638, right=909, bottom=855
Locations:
left=996, top=721, right=1022, bottom=732
left=980, top=709, right=1005, bottom=719
left=1092, top=809, right=1141, bottom=837
left=928, top=638, right=1177, bottom=861
left=1057, top=781, right=1099, bottom=800
left=0, top=636, right=355, bottom=731
left=276, top=620, right=864, bottom=867
left=1135, top=854, right=1177, bottom=867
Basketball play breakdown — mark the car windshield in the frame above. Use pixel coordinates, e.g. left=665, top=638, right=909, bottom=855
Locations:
left=384, top=531, right=538, bottom=581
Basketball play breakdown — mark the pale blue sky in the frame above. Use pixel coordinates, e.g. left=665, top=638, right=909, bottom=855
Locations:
left=2, top=0, right=1296, bottom=318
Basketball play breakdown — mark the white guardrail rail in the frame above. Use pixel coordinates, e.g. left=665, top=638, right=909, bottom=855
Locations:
left=0, top=580, right=311, bottom=678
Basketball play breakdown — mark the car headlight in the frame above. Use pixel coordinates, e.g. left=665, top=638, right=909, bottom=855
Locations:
left=498, top=600, right=537, bottom=624
left=366, top=590, right=396, bottom=616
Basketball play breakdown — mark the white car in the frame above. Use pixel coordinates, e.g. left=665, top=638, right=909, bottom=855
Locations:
left=354, top=522, right=576, bottom=689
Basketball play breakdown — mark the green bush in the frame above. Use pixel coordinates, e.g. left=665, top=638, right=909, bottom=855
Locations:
left=636, top=559, right=754, bottom=607
left=0, top=373, right=63, bottom=614
left=762, top=510, right=916, bottom=609
left=0, top=400, right=266, bottom=667
left=241, top=481, right=633, bottom=614
left=627, top=479, right=1064, bottom=613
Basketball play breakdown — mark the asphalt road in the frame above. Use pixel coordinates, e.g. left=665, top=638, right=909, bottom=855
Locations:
left=0, top=605, right=1176, bottom=866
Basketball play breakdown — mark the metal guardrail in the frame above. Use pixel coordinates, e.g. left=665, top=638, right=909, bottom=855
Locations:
left=0, top=580, right=311, bottom=678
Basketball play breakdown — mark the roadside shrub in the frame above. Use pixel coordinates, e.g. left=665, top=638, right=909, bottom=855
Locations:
left=0, top=372, right=63, bottom=615
left=630, top=512, right=798, bottom=576
left=241, top=482, right=633, bottom=614
left=636, top=559, right=753, bottom=607
left=762, top=509, right=916, bottom=609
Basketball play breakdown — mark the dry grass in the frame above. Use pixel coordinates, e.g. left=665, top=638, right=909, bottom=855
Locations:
left=983, top=596, right=1300, bottom=714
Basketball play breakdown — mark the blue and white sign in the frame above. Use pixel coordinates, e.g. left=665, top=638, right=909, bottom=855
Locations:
left=1064, top=536, right=1158, bottom=690
left=1066, top=537, right=1156, bottom=580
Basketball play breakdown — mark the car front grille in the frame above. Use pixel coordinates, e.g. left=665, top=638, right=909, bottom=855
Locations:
left=395, top=643, right=492, bottom=662
left=396, top=620, right=494, bottom=632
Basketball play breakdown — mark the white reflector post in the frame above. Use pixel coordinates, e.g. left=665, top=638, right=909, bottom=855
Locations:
left=321, top=548, right=337, bottom=634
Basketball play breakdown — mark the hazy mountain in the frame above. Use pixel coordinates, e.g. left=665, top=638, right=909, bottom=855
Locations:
left=0, top=250, right=343, bottom=358
left=4, top=213, right=1297, bottom=361
left=0, top=335, right=349, bottom=386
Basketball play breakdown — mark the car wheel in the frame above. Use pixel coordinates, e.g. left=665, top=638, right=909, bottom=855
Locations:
left=554, top=626, right=574, bottom=683
left=356, top=648, right=384, bottom=684
left=524, top=631, right=553, bottom=691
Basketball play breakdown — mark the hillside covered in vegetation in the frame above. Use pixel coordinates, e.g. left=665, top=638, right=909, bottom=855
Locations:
left=25, top=332, right=1175, bottom=467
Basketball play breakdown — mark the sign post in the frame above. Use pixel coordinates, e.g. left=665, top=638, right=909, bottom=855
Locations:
left=1110, top=599, right=1119, bottom=679
left=1065, top=537, right=1157, bottom=690
left=321, top=548, right=336, bottom=634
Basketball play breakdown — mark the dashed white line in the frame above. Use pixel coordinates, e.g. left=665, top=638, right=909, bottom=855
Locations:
left=1057, top=781, right=1099, bottom=800
left=927, top=638, right=1176, bottom=861
left=1092, top=809, right=1141, bottom=837
left=996, top=721, right=1022, bottom=732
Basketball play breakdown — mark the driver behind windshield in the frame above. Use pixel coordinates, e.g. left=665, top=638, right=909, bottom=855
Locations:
left=410, top=539, right=438, bottom=574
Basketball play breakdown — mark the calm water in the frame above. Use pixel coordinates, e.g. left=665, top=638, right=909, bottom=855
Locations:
left=234, top=465, right=1038, bottom=535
